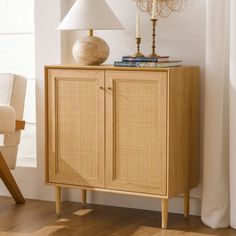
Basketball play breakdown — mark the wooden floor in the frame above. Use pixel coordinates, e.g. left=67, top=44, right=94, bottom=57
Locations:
left=0, top=197, right=235, bottom=236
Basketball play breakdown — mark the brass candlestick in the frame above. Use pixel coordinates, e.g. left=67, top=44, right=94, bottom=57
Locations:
left=133, top=37, right=145, bottom=58
left=148, top=19, right=159, bottom=58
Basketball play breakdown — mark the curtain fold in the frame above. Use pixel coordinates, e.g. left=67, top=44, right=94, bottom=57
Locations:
left=230, top=0, right=236, bottom=230
left=202, top=0, right=236, bottom=229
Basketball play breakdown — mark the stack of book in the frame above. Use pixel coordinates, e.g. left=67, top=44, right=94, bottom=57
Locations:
left=114, top=56, right=182, bottom=68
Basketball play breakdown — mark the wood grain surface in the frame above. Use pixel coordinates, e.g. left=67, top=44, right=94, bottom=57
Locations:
left=0, top=197, right=234, bottom=236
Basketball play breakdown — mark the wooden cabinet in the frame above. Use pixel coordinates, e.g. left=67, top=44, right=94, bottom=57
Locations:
left=45, top=65, right=200, bottom=228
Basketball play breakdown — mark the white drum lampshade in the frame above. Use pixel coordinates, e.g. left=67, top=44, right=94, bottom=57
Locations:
left=58, top=0, right=124, bottom=65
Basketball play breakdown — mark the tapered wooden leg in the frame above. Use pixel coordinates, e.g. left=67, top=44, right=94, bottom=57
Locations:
left=81, top=189, right=87, bottom=208
left=0, top=152, right=25, bottom=204
left=161, top=199, right=168, bottom=229
left=184, top=191, right=190, bottom=219
left=55, top=186, right=61, bottom=216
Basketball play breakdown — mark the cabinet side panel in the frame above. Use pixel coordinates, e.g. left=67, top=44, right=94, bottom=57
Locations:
left=189, top=68, right=200, bottom=189
left=168, top=67, right=200, bottom=198
left=45, top=67, right=49, bottom=183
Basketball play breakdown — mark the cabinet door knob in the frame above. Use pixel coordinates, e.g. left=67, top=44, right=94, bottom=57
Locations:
left=108, top=87, right=112, bottom=90
left=99, top=86, right=104, bottom=90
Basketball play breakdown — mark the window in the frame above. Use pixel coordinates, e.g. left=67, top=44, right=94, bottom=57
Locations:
left=0, top=0, right=36, bottom=167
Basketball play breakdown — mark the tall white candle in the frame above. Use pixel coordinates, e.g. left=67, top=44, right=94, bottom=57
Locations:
left=136, top=10, right=141, bottom=38
left=152, top=0, right=157, bottom=19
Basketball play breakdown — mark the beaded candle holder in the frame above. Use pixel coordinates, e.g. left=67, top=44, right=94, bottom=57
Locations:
left=134, top=0, right=183, bottom=18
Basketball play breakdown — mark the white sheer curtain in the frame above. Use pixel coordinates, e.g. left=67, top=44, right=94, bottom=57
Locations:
left=202, top=0, right=236, bottom=229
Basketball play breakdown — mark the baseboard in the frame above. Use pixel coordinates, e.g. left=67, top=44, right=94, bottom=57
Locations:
left=0, top=182, right=202, bottom=216
left=64, top=188, right=202, bottom=216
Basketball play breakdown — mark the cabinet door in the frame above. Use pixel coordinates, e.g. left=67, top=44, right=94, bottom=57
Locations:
left=105, top=71, right=167, bottom=195
left=46, top=69, right=105, bottom=188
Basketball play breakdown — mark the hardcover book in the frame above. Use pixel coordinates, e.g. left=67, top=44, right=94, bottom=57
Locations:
left=122, top=56, right=169, bottom=63
left=114, top=60, right=182, bottom=68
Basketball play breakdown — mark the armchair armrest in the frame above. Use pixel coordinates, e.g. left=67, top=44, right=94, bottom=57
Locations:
left=15, top=120, right=25, bottom=131
left=0, top=105, right=16, bottom=134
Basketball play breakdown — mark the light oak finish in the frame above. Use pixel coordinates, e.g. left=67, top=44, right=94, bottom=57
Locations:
left=45, top=65, right=200, bottom=228
left=106, top=71, right=167, bottom=195
left=55, top=186, right=61, bottom=216
left=81, top=189, right=87, bottom=207
left=45, top=64, right=179, bottom=71
left=47, top=69, right=105, bottom=188
left=0, top=119, right=26, bottom=204
left=15, top=120, right=25, bottom=131
left=167, top=67, right=200, bottom=197
left=0, top=152, right=25, bottom=204
left=184, top=191, right=190, bottom=219
left=161, top=199, right=168, bottom=229
left=47, top=182, right=168, bottom=199
left=0, top=197, right=235, bottom=236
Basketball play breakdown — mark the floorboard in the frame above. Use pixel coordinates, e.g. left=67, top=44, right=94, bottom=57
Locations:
left=0, top=197, right=235, bottom=236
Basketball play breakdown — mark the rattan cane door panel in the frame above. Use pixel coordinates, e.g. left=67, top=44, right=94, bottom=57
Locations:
left=47, top=69, right=105, bottom=187
left=105, top=71, right=167, bottom=195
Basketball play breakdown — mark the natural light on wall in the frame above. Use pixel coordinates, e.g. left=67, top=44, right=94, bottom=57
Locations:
left=0, top=0, right=36, bottom=167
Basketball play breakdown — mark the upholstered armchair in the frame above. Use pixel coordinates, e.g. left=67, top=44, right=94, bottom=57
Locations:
left=0, top=74, right=27, bottom=203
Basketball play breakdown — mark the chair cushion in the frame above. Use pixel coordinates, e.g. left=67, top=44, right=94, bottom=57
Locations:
left=0, top=74, right=14, bottom=105
left=0, top=105, right=16, bottom=134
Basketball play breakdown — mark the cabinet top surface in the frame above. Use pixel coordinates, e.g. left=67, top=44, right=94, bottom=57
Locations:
left=45, top=64, right=199, bottom=72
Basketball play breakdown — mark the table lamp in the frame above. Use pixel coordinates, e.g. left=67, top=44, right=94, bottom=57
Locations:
left=58, top=0, right=124, bottom=65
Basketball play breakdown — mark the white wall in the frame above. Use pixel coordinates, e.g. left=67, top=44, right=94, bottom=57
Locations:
left=64, top=0, right=206, bottom=68
left=0, top=0, right=206, bottom=216
left=0, top=0, right=62, bottom=201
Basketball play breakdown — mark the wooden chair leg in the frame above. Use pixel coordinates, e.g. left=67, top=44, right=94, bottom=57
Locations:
left=55, top=186, right=61, bottom=216
left=184, top=191, right=190, bottom=219
left=0, top=152, right=25, bottom=204
left=161, top=199, right=168, bottom=229
left=81, top=189, right=87, bottom=208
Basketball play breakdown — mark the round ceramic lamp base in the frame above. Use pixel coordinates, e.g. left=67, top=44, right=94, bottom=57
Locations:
left=72, top=36, right=110, bottom=65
